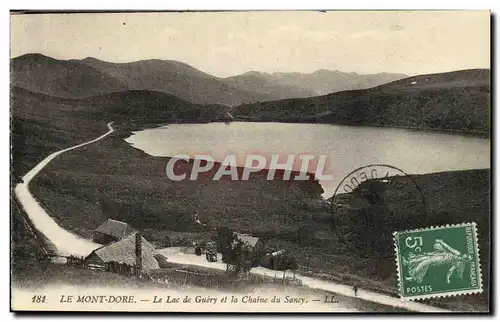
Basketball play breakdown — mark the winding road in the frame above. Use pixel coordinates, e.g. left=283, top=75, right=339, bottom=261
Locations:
left=161, top=249, right=450, bottom=313
left=14, top=122, right=114, bottom=257
left=13, top=120, right=449, bottom=312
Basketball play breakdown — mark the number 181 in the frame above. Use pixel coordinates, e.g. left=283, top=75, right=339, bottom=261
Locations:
left=32, top=295, right=46, bottom=303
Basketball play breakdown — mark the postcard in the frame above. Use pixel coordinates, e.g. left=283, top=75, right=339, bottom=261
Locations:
left=10, top=10, right=490, bottom=313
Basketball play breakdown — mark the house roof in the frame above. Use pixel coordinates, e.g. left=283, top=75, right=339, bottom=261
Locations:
left=270, top=249, right=286, bottom=257
left=87, top=233, right=159, bottom=271
left=234, top=232, right=260, bottom=248
left=94, top=219, right=136, bottom=239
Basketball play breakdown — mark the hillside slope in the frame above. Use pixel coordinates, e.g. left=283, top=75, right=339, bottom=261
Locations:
left=11, top=84, right=325, bottom=251
left=270, top=70, right=408, bottom=95
left=11, top=54, right=278, bottom=106
left=81, top=90, right=230, bottom=123
left=74, top=57, right=277, bottom=106
left=378, top=69, right=489, bottom=90
left=224, top=72, right=317, bottom=99
left=11, top=54, right=129, bottom=98
left=12, top=54, right=411, bottom=107
left=232, top=69, right=490, bottom=136
left=10, top=86, right=228, bottom=178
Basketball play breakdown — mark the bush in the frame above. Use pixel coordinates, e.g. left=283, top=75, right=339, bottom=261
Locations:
left=171, top=237, right=194, bottom=247
left=155, top=236, right=171, bottom=248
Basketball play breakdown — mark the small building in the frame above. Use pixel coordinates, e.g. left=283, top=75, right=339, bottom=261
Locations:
left=93, top=218, right=136, bottom=245
left=234, top=232, right=263, bottom=266
left=85, top=233, right=160, bottom=272
left=234, top=233, right=261, bottom=250
left=260, top=249, right=287, bottom=270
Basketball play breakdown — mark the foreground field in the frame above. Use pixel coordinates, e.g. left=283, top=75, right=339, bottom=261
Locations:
left=24, top=127, right=489, bottom=311
left=11, top=85, right=490, bottom=312
left=12, top=260, right=410, bottom=312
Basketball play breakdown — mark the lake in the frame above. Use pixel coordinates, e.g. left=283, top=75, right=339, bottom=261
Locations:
left=125, top=122, right=490, bottom=198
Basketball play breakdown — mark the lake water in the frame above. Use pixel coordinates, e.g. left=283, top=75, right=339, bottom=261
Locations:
left=125, top=122, right=490, bottom=198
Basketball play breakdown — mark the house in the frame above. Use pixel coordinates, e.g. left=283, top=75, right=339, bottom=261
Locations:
left=85, top=232, right=160, bottom=271
left=233, top=232, right=264, bottom=265
left=234, top=232, right=260, bottom=249
left=260, top=249, right=287, bottom=270
left=93, top=218, right=136, bottom=245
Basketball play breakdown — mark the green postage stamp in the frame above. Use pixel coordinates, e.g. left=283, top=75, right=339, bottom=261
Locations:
left=394, top=222, right=483, bottom=301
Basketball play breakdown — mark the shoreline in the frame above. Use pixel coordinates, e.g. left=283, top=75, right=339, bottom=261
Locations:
left=12, top=115, right=490, bottom=313
left=232, top=118, right=491, bottom=139
left=119, top=118, right=490, bottom=139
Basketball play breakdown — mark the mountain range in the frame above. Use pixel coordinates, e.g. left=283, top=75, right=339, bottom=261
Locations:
left=232, top=69, right=490, bottom=135
left=10, top=53, right=490, bottom=138
left=240, top=70, right=409, bottom=95
left=11, top=53, right=407, bottom=106
left=11, top=53, right=490, bottom=312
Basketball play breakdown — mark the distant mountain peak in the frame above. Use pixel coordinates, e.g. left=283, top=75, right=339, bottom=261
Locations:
left=313, top=68, right=334, bottom=74
left=80, top=56, right=104, bottom=63
left=241, top=71, right=272, bottom=77
left=232, top=69, right=490, bottom=136
left=11, top=53, right=412, bottom=106
left=13, top=53, right=55, bottom=62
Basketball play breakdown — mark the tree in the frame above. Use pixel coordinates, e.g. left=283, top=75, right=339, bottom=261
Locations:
left=276, top=253, right=298, bottom=281
left=296, top=225, right=314, bottom=247
left=216, top=227, right=253, bottom=276
left=157, top=235, right=171, bottom=248
left=216, top=227, right=236, bottom=268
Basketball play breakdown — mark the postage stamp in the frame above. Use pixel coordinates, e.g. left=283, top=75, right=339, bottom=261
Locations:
left=394, top=222, right=482, bottom=301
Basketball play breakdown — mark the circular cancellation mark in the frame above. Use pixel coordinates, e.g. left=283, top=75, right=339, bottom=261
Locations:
left=329, top=164, right=427, bottom=258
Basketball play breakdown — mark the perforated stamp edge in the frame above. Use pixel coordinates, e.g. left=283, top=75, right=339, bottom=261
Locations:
left=393, top=222, right=483, bottom=301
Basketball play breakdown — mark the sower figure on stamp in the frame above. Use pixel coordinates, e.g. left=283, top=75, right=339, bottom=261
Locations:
left=403, top=239, right=472, bottom=284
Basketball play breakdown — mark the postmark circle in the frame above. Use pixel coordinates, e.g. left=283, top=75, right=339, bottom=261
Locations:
left=329, top=164, right=427, bottom=258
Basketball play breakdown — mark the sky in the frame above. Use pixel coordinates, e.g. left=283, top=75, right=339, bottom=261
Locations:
left=10, top=11, right=490, bottom=78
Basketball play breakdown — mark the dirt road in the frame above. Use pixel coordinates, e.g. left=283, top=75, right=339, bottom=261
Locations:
left=159, top=247, right=450, bottom=313
left=13, top=122, right=115, bottom=257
